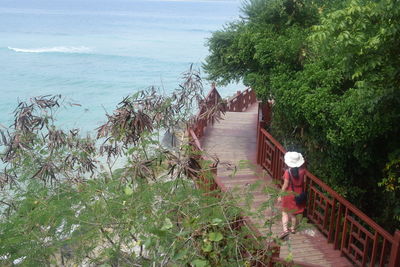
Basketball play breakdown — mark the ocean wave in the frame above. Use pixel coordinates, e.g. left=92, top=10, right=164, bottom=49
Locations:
left=7, top=46, right=92, bottom=54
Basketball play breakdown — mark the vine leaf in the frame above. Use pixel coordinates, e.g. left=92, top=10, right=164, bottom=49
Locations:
left=211, top=218, right=223, bottom=225
left=201, top=242, right=212, bottom=252
left=124, top=186, right=133, bottom=196
left=208, top=232, right=223, bottom=242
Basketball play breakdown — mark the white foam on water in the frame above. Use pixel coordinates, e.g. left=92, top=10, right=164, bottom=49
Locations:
left=7, top=46, right=92, bottom=54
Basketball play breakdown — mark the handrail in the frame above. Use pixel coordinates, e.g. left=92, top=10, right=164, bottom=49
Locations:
left=187, top=86, right=326, bottom=267
left=188, top=86, right=257, bottom=152
left=189, top=86, right=223, bottom=142
left=188, top=129, right=203, bottom=152
left=257, top=103, right=400, bottom=267
left=186, top=87, right=222, bottom=192
left=304, top=170, right=394, bottom=242
left=187, top=86, right=287, bottom=265
left=187, top=85, right=400, bottom=266
left=188, top=85, right=390, bottom=266
left=227, top=87, right=257, bottom=112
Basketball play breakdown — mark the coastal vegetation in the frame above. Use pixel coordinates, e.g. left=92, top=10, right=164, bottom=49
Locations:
left=205, top=0, right=400, bottom=231
left=0, top=70, right=284, bottom=266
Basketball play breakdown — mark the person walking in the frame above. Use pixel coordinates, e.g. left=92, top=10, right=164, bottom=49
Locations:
left=277, top=151, right=306, bottom=239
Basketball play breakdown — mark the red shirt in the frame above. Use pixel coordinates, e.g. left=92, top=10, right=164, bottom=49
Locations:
left=281, top=168, right=306, bottom=214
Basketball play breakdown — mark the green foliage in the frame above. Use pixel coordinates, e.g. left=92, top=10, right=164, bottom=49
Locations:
left=0, top=160, right=283, bottom=266
left=380, top=152, right=400, bottom=223
left=205, top=0, right=323, bottom=98
left=381, top=157, right=400, bottom=193
left=0, top=70, right=293, bottom=265
left=205, top=0, right=400, bottom=231
left=0, top=174, right=243, bottom=265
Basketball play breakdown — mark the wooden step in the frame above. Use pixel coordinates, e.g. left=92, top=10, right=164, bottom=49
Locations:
left=200, top=103, right=354, bottom=267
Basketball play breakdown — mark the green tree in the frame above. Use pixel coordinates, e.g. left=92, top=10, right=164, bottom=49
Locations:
left=290, top=0, right=400, bottom=229
left=205, top=0, right=400, bottom=231
left=0, top=70, right=285, bottom=266
left=204, top=0, right=327, bottom=99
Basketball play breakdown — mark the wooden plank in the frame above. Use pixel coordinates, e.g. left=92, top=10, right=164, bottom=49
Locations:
left=201, top=103, right=353, bottom=267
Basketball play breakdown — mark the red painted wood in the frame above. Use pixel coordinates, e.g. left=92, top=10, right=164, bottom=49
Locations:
left=199, top=103, right=351, bottom=266
left=380, top=239, right=388, bottom=267
left=328, top=199, right=337, bottom=243
left=189, top=86, right=399, bottom=266
left=256, top=101, right=399, bottom=267
left=227, top=88, right=256, bottom=112
left=389, top=230, right=400, bottom=267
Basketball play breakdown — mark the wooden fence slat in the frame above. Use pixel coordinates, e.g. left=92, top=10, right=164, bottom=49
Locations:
left=370, top=232, right=379, bottom=267
left=189, top=85, right=399, bottom=266
left=328, top=198, right=337, bottom=243
left=335, top=203, right=344, bottom=250
left=389, top=230, right=400, bottom=267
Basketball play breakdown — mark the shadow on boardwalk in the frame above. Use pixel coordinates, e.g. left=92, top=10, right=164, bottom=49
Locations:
left=201, top=103, right=353, bottom=267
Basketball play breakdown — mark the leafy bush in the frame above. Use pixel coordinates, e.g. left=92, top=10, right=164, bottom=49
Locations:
left=205, top=0, right=400, bottom=232
left=0, top=69, right=285, bottom=266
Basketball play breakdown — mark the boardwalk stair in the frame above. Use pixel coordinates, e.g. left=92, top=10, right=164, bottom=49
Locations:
left=187, top=86, right=400, bottom=267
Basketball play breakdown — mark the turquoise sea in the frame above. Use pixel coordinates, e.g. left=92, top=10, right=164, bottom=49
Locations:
left=0, top=0, right=241, bottom=132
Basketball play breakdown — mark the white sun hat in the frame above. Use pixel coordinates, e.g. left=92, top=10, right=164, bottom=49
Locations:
left=284, top=151, right=305, bottom=168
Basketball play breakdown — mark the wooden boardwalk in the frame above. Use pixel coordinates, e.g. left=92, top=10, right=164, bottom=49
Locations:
left=201, top=103, right=353, bottom=267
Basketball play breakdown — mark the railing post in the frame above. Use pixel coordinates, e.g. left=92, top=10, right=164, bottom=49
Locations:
left=256, top=101, right=268, bottom=166
left=273, top=146, right=283, bottom=181
left=328, top=198, right=337, bottom=243
left=264, top=101, right=272, bottom=127
left=340, top=208, right=349, bottom=256
left=211, top=82, right=216, bottom=90
left=258, top=131, right=265, bottom=164
left=236, top=90, right=242, bottom=111
left=257, top=102, right=261, bottom=165
left=389, top=230, right=400, bottom=267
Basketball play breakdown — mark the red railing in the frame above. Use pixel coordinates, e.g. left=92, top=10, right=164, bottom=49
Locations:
left=185, top=86, right=400, bottom=266
left=257, top=105, right=400, bottom=267
left=187, top=85, right=258, bottom=192
left=186, top=86, right=223, bottom=192
left=190, top=86, right=224, bottom=141
left=188, top=85, right=257, bottom=152
left=227, top=88, right=257, bottom=112
left=187, top=86, right=328, bottom=266
left=188, top=87, right=283, bottom=264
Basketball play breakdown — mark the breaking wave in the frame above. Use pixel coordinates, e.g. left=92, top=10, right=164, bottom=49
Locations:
left=7, top=46, right=92, bottom=54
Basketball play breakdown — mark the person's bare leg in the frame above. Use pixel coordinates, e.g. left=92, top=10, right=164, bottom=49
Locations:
left=280, top=211, right=294, bottom=238
left=279, top=211, right=290, bottom=238
left=282, top=211, right=289, bottom=232
left=290, top=215, right=297, bottom=232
